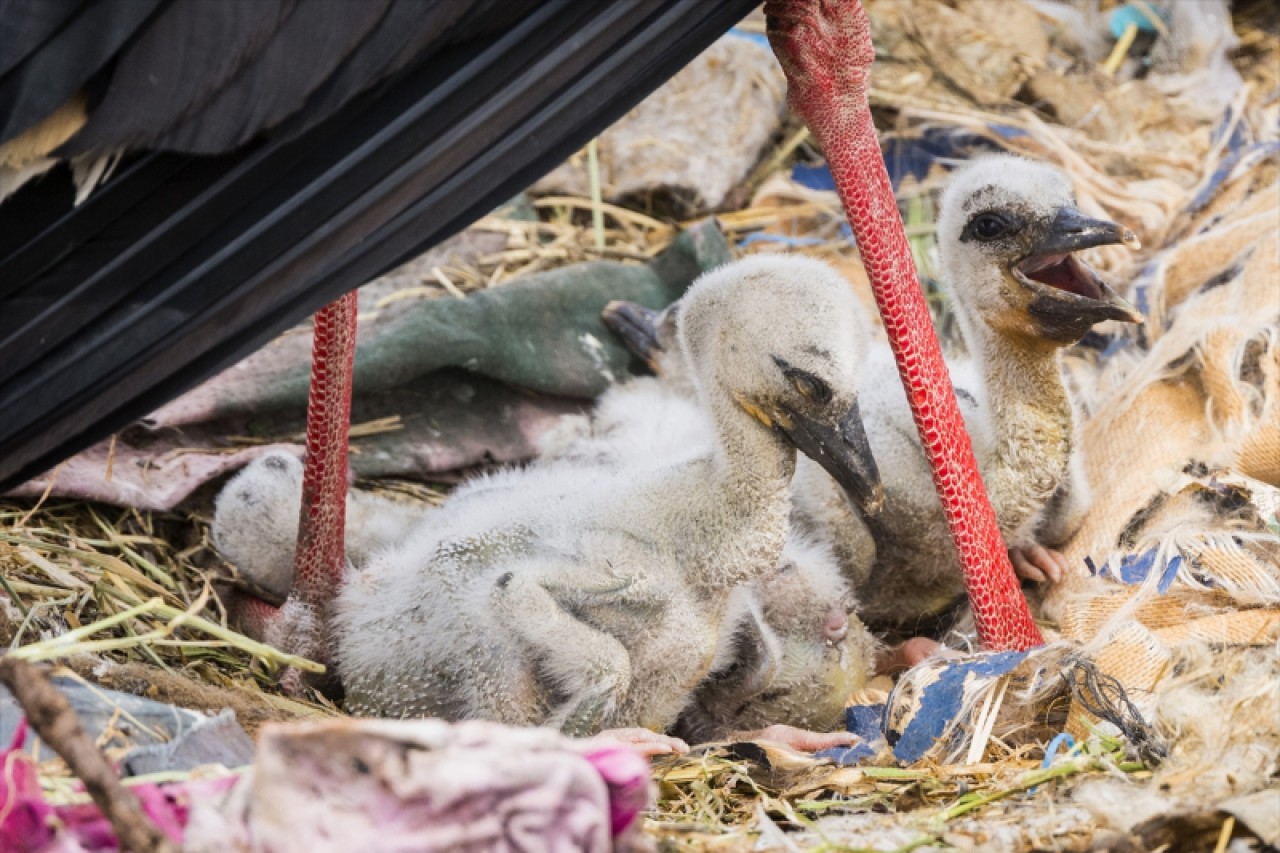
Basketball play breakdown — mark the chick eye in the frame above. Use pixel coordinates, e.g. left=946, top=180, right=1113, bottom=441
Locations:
left=967, top=212, right=1010, bottom=242
left=789, top=370, right=832, bottom=404
left=773, top=356, right=833, bottom=404
left=792, top=373, right=820, bottom=400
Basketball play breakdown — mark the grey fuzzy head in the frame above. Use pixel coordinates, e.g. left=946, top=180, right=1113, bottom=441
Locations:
left=937, top=155, right=1142, bottom=345
left=677, top=255, right=883, bottom=510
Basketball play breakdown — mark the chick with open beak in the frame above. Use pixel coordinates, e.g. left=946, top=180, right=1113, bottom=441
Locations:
left=797, top=155, right=1145, bottom=636
left=947, top=163, right=1143, bottom=348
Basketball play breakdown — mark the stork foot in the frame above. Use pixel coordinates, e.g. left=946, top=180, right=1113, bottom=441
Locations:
left=229, top=594, right=335, bottom=696
left=874, top=637, right=961, bottom=676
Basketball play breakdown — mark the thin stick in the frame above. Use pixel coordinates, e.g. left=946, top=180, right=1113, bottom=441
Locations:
left=1213, top=815, right=1235, bottom=853
left=9, top=589, right=324, bottom=673
left=742, top=124, right=811, bottom=196
left=587, top=138, right=606, bottom=252
left=104, top=434, right=118, bottom=482
left=964, top=675, right=1009, bottom=766
left=16, top=462, right=63, bottom=528
left=0, top=657, right=177, bottom=853
left=1101, top=22, right=1138, bottom=77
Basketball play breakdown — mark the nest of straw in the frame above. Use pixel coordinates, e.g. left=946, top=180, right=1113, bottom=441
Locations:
left=3, top=2, right=1278, bottom=850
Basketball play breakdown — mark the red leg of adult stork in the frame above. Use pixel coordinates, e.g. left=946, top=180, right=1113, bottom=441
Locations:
left=293, top=290, right=359, bottom=631
left=765, top=0, right=1043, bottom=651
left=234, top=291, right=358, bottom=686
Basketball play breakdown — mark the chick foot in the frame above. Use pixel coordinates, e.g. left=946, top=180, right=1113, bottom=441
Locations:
left=1009, top=544, right=1069, bottom=584
left=874, top=637, right=962, bottom=676
left=591, top=728, right=689, bottom=757
left=731, top=724, right=858, bottom=753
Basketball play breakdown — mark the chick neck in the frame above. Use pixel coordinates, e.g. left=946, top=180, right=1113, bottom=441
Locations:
left=956, top=300, right=1073, bottom=540
left=677, top=376, right=796, bottom=596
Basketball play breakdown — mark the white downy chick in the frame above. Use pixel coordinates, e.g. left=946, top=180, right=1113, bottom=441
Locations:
left=542, top=372, right=877, bottom=741
left=798, top=155, right=1142, bottom=631
left=674, top=533, right=876, bottom=743
left=332, top=255, right=881, bottom=737
left=212, top=452, right=425, bottom=601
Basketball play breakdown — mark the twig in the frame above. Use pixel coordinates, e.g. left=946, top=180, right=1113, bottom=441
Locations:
left=9, top=590, right=323, bottom=673
left=1213, top=815, right=1235, bottom=853
left=587, top=138, right=606, bottom=251
left=0, top=656, right=177, bottom=853
left=1101, top=22, right=1138, bottom=77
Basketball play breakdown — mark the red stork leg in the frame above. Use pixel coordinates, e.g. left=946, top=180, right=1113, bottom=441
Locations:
left=765, top=1, right=1043, bottom=651
left=232, top=291, right=358, bottom=687
left=292, top=289, right=359, bottom=631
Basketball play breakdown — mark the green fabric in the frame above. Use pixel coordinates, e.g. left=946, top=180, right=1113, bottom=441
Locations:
left=252, top=220, right=732, bottom=412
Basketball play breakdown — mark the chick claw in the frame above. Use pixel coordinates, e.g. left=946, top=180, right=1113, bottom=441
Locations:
left=1009, top=544, right=1069, bottom=584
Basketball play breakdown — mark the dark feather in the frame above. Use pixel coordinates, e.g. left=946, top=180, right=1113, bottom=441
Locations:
left=60, top=0, right=297, bottom=155
left=0, top=0, right=758, bottom=489
left=0, top=0, right=163, bottom=145
left=152, top=0, right=394, bottom=154
left=0, top=0, right=83, bottom=77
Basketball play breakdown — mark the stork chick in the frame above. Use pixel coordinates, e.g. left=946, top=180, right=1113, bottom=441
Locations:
left=212, top=452, right=425, bottom=602
left=674, top=534, right=875, bottom=746
left=540, top=369, right=875, bottom=747
left=803, top=156, right=1142, bottom=633
left=331, top=256, right=881, bottom=740
left=603, top=158, right=1141, bottom=640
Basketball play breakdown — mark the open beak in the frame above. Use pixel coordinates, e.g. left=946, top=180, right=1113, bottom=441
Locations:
left=602, top=300, right=663, bottom=372
left=1014, top=208, right=1144, bottom=341
left=777, top=399, right=884, bottom=516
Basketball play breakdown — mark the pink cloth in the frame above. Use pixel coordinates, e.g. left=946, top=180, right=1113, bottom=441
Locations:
left=3, top=717, right=653, bottom=853
left=186, top=718, right=651, bottom=853
left=0, top=721, right=236, bottom=853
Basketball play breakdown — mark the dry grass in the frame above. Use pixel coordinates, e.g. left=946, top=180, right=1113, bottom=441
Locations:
left=0, top=499, right=331, bottom=717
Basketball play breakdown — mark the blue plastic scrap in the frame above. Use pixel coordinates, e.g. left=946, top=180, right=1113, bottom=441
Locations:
left=727, top=27, right=770, bottom=48
left=790, top=162, right=837, bottom=192
left=886, top=650, right=1030, bottom=764
left=1028, top=732, right=1077, bottom=795
left=1108, top=3, right=1167, bottom=38
left=816, top=702, right=887, bottom=765
left=737, top=232, right=827, bottom=248
left=1187, top=141, right=1280, bottom=217
left=789, top=126, right=1017, bottom=196
left=1086, top=549, right=1182, bottom=594
left=1040, top=732, right=1077, bottom=769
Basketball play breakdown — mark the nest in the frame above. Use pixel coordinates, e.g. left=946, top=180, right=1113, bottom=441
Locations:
left=2, top=1, right=1279, bottom=851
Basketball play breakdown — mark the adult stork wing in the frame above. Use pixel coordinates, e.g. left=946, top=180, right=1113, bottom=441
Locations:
left=0, top=0, right=756, bottom=490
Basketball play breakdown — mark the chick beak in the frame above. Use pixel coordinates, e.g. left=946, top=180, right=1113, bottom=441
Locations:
left=1037, top=207, right=1140, bottom=256
left=777, top=399, right=884, bottom=516
left=1016, top=207, right=1144, bottom=341
left=602, top=301, right=662, bottom=372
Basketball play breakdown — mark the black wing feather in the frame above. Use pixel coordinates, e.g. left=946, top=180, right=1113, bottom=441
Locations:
left=0, top=0, right=83, bottom=77
left=60, top=0, right=297, bottom=155
left=0, top=0, right=163, bottom=144
left=0, top=0, right=757, bottom=490
left=152, top=0, right=394, bottom=154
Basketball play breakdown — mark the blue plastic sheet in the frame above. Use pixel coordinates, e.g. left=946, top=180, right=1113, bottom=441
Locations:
left=886, top=651, right=1031, bottom=764
left=1085, top=549, right=1183, bottom=594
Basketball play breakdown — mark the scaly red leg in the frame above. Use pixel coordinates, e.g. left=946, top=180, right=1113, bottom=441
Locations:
left=292, top=290, right=359, bottom=630
left=765, top=1, right=1043, bottom=651
left=230, top=291, right=358, bottom=687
